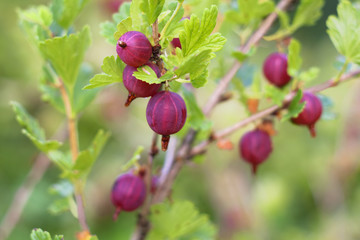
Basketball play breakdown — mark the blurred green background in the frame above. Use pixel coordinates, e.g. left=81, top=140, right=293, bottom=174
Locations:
left=1, top=0, right=360, bottom=239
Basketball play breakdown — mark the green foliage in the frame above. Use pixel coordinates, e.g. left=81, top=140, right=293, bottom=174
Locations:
left=265, top=85, right=286, bottom=106
left=226, top=0, right=275, bottom=26
left=100, top=2, right=131, bottom=45
left=141, top=0, right=165, bottom=25
left=39, top=26, right=91, bottom=91
left=30, top=228, right=63, bottom=240
left=10, top=101, right=62, bottom=153
left=327, top=0, right=360, bottom=64
left=84, top=56, right=125, bottom=89
left=282, top=90, right=306, bottom=122
left=130, top=0, right=146, bottom=31
left=179, top=5, right=219, bottom=57
left=73, top=64, right=99, bottom=113
left=299, top=67, right=320, bottom=82
left=51, top=0, right=90, bottom=29
left=182, top=87, right=212, bottom=132
left=158, top=1, right=185, bottom=43
left=148, top=201, right=217, bottom=240
left=113, top=17, right=133, bottom=42
left=287, top=38, right=302, bottom=77
left=17, top=6, right=53, bottom=44
left=132, top=66, right=162, bottom=84
left=265, top=0, right=324, bottom=40
left=121, top=146, right=145, bottom=172
left=72, top=130, right=111, bottom=180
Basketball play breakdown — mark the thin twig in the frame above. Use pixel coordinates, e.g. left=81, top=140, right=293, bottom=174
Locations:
left=202, top=0, right=294, bottom=116
left=56, top=77, right=89, bottom=231
left=0, top=124, right=67, bottom=240
left=56, top=78, right=78, bottom=161
left=188, top=69, right=360, bottom=157
left=131, top=133, right=159, bottom=240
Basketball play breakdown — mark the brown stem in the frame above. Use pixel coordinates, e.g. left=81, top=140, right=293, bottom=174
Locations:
left=56, top=78, right=78, bottom=161
left=202, top=0, right=294, bottom=116
left=56, top=78, right=89, bottom=231
left=131, top=133, right=159, bottom=240
left=152, top=20, right=160, bottom=47
left=0, top=124, right=67, bottom=240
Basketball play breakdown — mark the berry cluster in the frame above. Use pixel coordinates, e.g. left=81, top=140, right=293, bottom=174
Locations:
left=116, top=31, right=187, bottom=151
left=239, top=52, right=323, bottom=173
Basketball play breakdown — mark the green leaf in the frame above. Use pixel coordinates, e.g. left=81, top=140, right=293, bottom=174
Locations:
left=100, top=2, right=131, bottom=45
left=73, top=64, right=99, bottom=113
left=182, top=87, right=212, bottom=132
left=30, top=229, right=63, bottom=240
left=113, top=17, right=133, bottom=42
left=287, top=38, right=302, bottom=77
left=327, top=0, right=360, bottom=64
left=282, top=90, right=306, bottom=122
left=40, top=66, right=64, bottom=113
left=130, top=0, right=145, bottom=31
left=72, top=130, right=111, bottom=179
left=10, top=101, right=62, bottom=153
left=148, top=201, right=217, bottom=240
left=51, top=0, right=90, bottom=29
left=48, top=198, right=71, bottom=215
left=48, top=150, right=73, bottom=173
left=22, top=130, right=62, bottom=153
left=17, top=6, right=53, bottom=44
left=175, top=50, right=213, bottom=88
left=292, top=0, right=324, bottom=29
left=39, top=26, right=91, bottom=90
left=180, top=5, right=219, bottom=57
left=121, top=146, right=144, bottom=172
left=158, top=2, right=185, bottom=41
left=265, top=85, right=286, bottom=106
left=140, top=0, right=165, bottom=25
left=132, top=66, right=162, bottom=84
left=265, top=0, right=324, bottom=40
left=49, top=180, right=74, bottom=197
left=84, top=56, right=125, bottom=89
left=299, top=67, right=320, bottom=82
left=226, top=0, right=275, bottom=25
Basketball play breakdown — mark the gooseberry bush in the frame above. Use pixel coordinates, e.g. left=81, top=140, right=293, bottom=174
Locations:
left=3, top=0, right=360, bottom=239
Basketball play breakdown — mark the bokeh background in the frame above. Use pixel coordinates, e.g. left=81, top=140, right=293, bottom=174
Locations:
left=1, top=0, right=360, bottom=239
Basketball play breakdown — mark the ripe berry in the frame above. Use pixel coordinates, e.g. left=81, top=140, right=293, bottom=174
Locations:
left=116, top=31, right=152, bottom=67
left=263, top=52, right=291, bottom=87
left=146, top=91, right=187, bottom=151
left=123, top=62, right=161, bottom=106
left=291, top=91, right=322, bottom=137
left=111, top=172, right=146, bottom=220
left=171, top=38, right=181, bottom=49
left=239, top=129, right=273, bottom=173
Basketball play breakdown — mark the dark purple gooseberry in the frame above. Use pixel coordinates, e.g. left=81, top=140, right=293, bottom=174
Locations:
left=291, top=91, right=322, bottom=137
left=123, top=62, right=161, bottom=106
left=116, top=31, right=152, bottom=67
left=111, top=172, right=146, bottom=220
left=263, top=52, right=291, bottom=87
left=171, top=38, right=181, bottom=49
left=239, top=129, right=273, bottom=174
left=146, top=91, right=187, bottom=151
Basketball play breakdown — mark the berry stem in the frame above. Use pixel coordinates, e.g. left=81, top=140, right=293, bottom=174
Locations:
left=118, top=41, right=127, bottom=48
left=125, top=93, right=137, bottom=107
